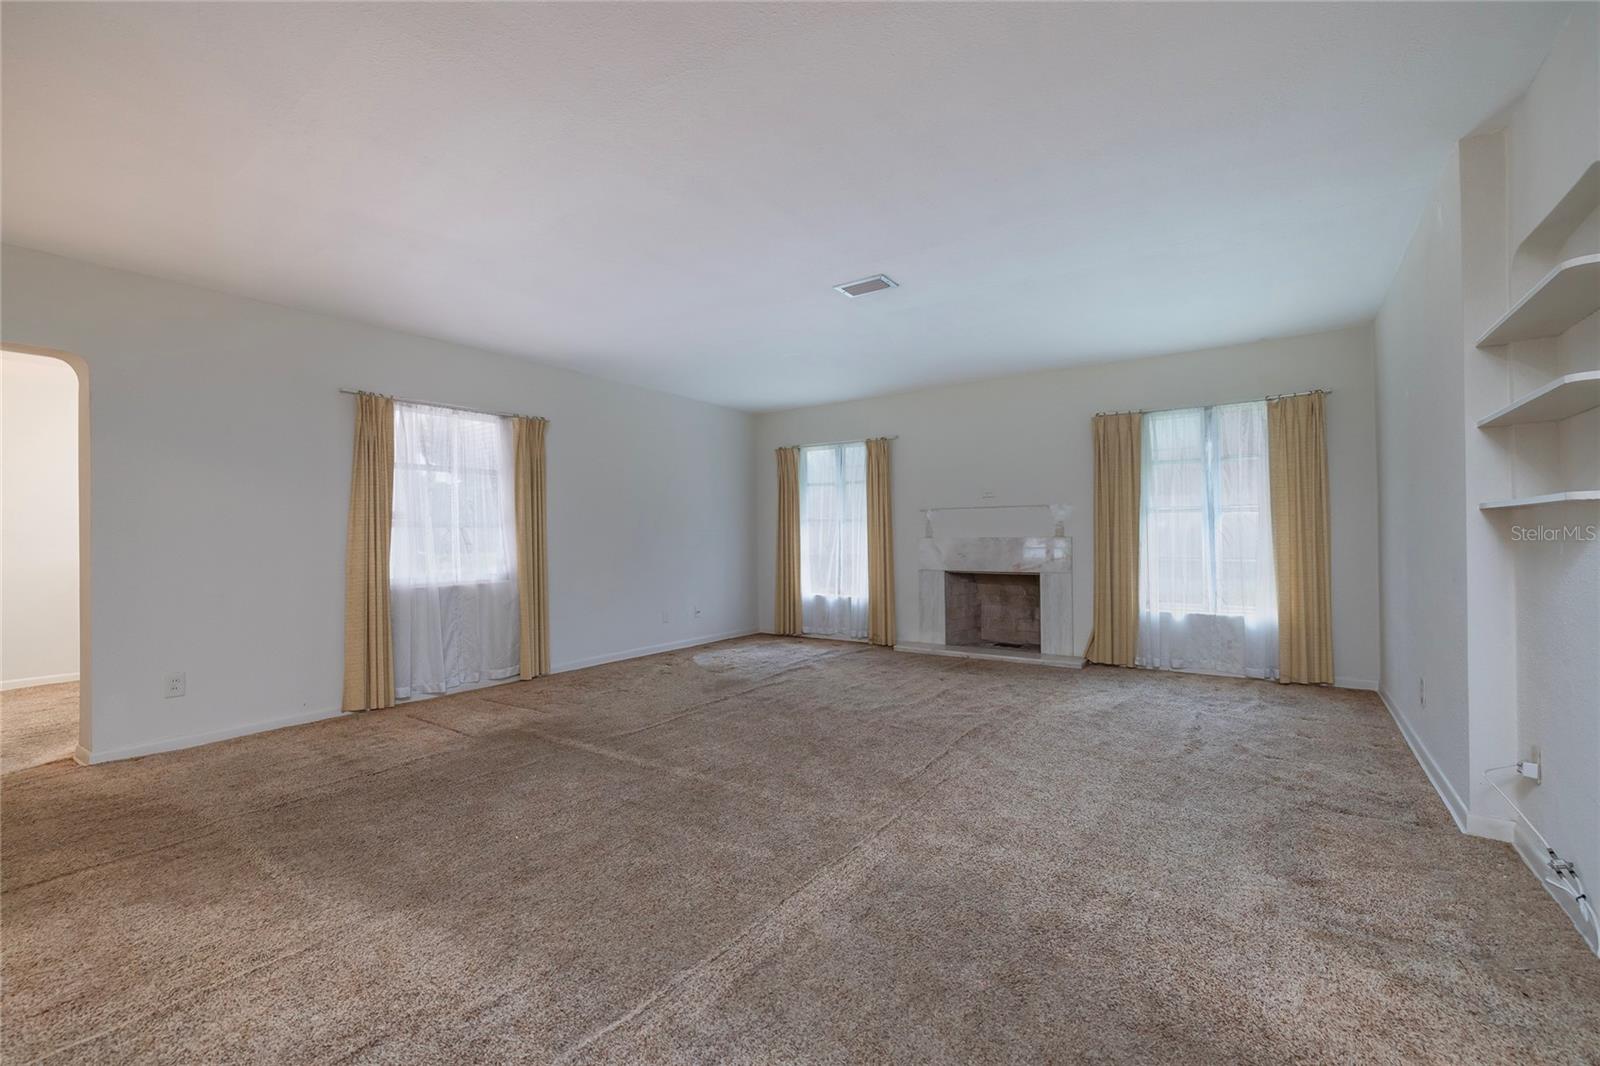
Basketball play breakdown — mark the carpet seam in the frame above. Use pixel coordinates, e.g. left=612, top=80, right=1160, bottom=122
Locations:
left=23, top=943, right=320, bottom=1065
left=551, top=711, right=1004, bottom=1064
left=1, top=738, right=499, bottom=894
left=4, top=646, right=866, bottom=893
left=469, top=645, right=862, bottom=743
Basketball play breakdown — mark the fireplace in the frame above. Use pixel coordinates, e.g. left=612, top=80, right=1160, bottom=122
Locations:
left=902, top=504, right=1081, bottom=668
left=944, top=572, right=1040, bottom=651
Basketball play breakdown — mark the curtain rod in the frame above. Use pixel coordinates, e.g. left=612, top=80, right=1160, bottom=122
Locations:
left=782, top=435, right=898, bottom=449
left=340, top=389, right=547, bottom=423
left=1094, top=388, right=1330, bottom=419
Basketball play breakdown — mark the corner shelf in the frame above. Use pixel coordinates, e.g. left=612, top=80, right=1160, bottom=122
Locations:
left=1476, top=254, right=1600, bottom=347
left=1478, top=372, right=1600, bottom=428
left=1515, top=162, right=1599, bottom=258
left=1480, top=491, right=1600, bottom=511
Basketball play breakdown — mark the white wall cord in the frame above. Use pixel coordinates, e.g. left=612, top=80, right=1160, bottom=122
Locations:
left=1483, top=764, right=1598, bottom=942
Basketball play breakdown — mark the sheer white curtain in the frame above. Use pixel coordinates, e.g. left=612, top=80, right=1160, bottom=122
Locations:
left=799, top=442, right=869, bottom=639
left=1137, top=401, right=1278, bottom=679
left=390, top=402, right=521, bottom=698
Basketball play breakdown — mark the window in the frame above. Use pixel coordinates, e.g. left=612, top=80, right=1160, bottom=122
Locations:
left=390, top=402, right=520, bottom=698
left=1140, top=401, right=1272, bottom=617
left=799, top=441, right=869, bottom=638
left=391, top=403, right=517, bottom=586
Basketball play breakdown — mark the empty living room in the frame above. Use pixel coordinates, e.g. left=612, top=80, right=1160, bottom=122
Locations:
left=3, top=2, right=1599, bottom=1062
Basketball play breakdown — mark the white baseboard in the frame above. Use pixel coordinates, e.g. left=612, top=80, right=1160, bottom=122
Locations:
left=1507, top=820, right=1600, bottom=956
left=551, top=627, right=759, bottom=673
left=1465, top=809, right=1516, bottom=842
left=1378, top=687, right=1472, bottom=835
left=2, top=672, right=79, bottom=691
left=1334, top=676, right=1378, bottom=691
left=75, top=706, right=344, bottom=765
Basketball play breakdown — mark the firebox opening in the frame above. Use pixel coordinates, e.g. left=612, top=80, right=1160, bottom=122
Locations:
left=944, top=572, right=1041, bottom=652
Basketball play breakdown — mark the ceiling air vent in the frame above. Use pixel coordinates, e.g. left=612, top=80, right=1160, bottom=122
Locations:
left=834, top=274, right=898, bottom=298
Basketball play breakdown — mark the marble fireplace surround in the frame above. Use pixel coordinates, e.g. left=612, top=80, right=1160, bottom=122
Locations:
left=899, top=506, right=1082, bottom=669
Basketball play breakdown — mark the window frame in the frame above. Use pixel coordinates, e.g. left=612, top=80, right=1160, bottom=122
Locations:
left=390, top=403, right=518, bottom=587
left=1142, top=402, right=1269, bottom=618
left=798, top=440, right=868, bottom=601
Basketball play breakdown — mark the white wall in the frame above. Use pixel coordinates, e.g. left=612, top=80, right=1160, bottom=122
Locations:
left=1376, top=6, right=1598, bottom=951
left=753, top=323, right=1383, bottom=689
left=0, top=245, right=756, bottom=760
left=2, top=349, right=80, bottom=688
left=1374, top=151, right=1472, bottom=805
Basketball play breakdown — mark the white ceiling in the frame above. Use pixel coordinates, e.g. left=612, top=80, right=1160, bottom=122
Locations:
left=0, top=3, right=1575, bottom=411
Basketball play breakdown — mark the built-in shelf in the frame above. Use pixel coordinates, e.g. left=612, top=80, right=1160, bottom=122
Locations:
left=1477, top=254, right=1600, bottom=347
left=1480, top=491, right=1600, bottom=511
left=1515, top=162, right=1599, bottom=258
left=1478, top=372, right=1600, bottom=428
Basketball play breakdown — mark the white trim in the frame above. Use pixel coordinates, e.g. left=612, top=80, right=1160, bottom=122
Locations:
left=1378, top=687, right=1471, bottom=835
left=74, top=706, right=343, bottom=764
left=1334, top=676, right=1378, bottom=691
left=1507, top=818, right=1600, bottom=956
left=2, top=672, right=80, bottom=691
left=1465, top=810, right=1517, bottom=842
left=551, top=628, right=759, bottom=674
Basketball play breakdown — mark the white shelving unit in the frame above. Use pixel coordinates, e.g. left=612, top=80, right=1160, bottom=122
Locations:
left=1476, top=163, right=1599, bottom=514
left=1478, top=371, right=1600, bottom=428
left=1515, top=161, right=1598, bottom=260
left=1480, top=491, right=1600, bottom=511
left=1476, top=254, right=1600, bottom=347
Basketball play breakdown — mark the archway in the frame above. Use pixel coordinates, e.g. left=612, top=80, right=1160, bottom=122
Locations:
left=1, top=344, right=92, bottom=766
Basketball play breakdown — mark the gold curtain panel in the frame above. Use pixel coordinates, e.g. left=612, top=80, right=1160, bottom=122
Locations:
left=1085, top=411, right=1142, bottom=667
left=866, top=437, right=896, bottom=647
left=342, top=393, right=396, bottom=711
left=514, top=416, right=551, bottom=679
left=1268, top=392, right=1334, bottom=684
left=774, top=446, right=803, bottom=636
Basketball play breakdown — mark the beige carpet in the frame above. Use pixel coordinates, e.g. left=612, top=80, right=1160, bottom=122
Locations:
left=2, top=638, right=1596, bottom=1063
left=1, top=681, right=78, bottom=775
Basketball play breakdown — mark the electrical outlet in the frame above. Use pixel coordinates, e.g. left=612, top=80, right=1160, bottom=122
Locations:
left=661, top=610, right=669, bottom=624
left=1520, top=746, right=1543, bottom=782
left=164, top=671, right=186, bottom=699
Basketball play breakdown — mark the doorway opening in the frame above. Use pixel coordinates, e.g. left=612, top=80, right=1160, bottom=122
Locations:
left=2, top=346, right=90, bottom=771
